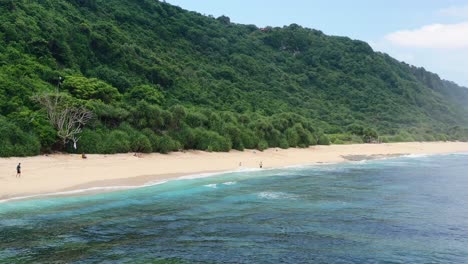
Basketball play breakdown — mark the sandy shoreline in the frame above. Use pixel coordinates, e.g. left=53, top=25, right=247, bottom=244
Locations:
left=1, top=142, right=468, bottom=202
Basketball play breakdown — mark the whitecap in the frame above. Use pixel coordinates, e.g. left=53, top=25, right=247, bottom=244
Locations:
left=204, top=184, right=217, bottom=188
left=257, top=191, right=298, bottom=200
left=401, top=154, right=431, bottom=159
left=178, top=172, right=227, bottom=180
left=0, top=185, right=140, bottom=204
left=0, top=180, right=172, bottom=204
left=222, top=181, right=237, bottom=185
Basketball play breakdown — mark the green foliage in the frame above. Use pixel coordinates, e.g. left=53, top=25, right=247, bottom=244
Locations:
left=63, top=76, right=121, bottom=103
left=124, top=84, right=164, bottom=105
left=293, top=124, right=315, bottom=147
left=257, top=140, right=269, bottom=151
left=285, top=127, right=300, bottom=147
left=334, top=139, right=345, bottom=144
left=0, top=116, right=41, bottom=157
left=157, top=135, right=181, bottom=154
left=317, top=134, right=331, bottom=145
left=329, top=133, right=364, bottom=144
left=223, top=124, right=244, bottom=150
left=240, top=129, right=259, bottom=149
left=141, top=128, right=162, bottom=151
left=77, top=128, right=104, bottom=153
left=7, top=110, right=56, bottom=152
left=362, top=128, right=378, bottom=143
left=347, top=124, right=364, bottom=136
left=193, top=128, right=232, bottom=152
left=0, top=0, right=467, bottom=157
left=102, top=130, right=131, bottom=154
left=379, top=136, right=390, bottom=143
left=131, top=134, right=152, bottom=153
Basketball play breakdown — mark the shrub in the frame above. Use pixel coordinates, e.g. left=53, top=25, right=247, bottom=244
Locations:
left=157, top=135, right=181, bottom=154
left=63, top=76, right=121, bottom=103
left=423, top=134, right=436, bottom=142
left=278, top=137, right=289, bottom=149
left=0, top=117, right=41, bottom=157
left=77, top=129, right=104, bottom=153
left=286, top=127, right=299, bottom=147
left=185, top=111, right=208, bottom=127
left=257, top=140, right=269, bottom=151
left=317, top=134, right=331, bottom=145
left=347, top=123, right=364, bottom=135
left=293, top=124, right=315, bottom=147
left=116, top=123, right=153, bottom=153
left=394, top=131, right=414, bottom=142
left=362, top=128, right=378, bottom=143
left=333, top=139, right=345, bottom=144
left=411, top=134, right=425, bottom=142
left=29, top=114, right=56, bottom=152
left=350, top=135, right=364, bottom=144
left=141, top=128, right=161, bottom=151
left=102, top=130, right=131, bottom=154
left=265, top=129, right=282, bottom=148
left=194, top=128, right=231, bottom=152
left=223, top=124, right=244, bottom=151
left=130, top=134, right=152, bottom=153
left=379, top=136, right=390, bottom=143
left=434, top=134, right=448, bottom=141
left=239, top=129, right=258, bottom=149
left=171, top=125, right=196, bottom=149
left=124, top=84, right=163, bottom=105
left=129, top=101, right=164, bottom=130
left=169, top=105, right=187, bottom=130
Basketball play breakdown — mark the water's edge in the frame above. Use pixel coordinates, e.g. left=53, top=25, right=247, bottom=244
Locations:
left=1, top=152, right=466, bottom=204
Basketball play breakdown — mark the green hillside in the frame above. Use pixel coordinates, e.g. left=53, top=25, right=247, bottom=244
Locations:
left=1, top=0, right=468, bottom=157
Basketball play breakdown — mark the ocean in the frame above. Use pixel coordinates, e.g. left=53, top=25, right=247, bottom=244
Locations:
left=1, top=153, right=468, bottom=263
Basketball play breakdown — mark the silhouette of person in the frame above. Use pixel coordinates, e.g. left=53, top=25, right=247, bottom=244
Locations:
left=16, top=163, right=21, bottom=177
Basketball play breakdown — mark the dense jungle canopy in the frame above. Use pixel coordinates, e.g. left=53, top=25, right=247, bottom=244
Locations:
left=1, top=0, right=468, bottom=156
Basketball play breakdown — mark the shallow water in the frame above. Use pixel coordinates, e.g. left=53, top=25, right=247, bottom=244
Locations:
left=1, top=154, right=468, bottom=263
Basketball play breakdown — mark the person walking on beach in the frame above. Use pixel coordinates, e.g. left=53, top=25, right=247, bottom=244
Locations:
left=16, top=163, right=21, bottom=177
left=259, top=161, right=263, bottom=169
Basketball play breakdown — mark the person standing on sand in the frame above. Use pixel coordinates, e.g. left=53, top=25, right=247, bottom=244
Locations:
left=259, top=161, right=263, bottom=169
left=16, top=163, right=21, bottom=177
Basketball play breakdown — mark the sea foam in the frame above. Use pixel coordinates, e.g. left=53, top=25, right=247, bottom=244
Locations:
left=257, top=191, right=299, bottom=200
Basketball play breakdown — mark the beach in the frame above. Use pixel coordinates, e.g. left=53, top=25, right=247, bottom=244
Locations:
left=1, top=142, right=468, bottom=202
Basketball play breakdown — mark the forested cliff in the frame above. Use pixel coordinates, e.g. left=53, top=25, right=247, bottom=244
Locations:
left=1, top=0, right=468, bottom=156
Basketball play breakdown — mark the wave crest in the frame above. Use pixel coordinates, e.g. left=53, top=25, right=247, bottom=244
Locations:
left=257, top=191, right=298, bottom=200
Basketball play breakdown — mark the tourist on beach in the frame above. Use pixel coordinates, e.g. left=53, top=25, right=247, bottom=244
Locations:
left=259, top=161, right=263, bottom=169
left=82, top=153, right=87, bottom=159
left=16, top=163, right=21, bottom=177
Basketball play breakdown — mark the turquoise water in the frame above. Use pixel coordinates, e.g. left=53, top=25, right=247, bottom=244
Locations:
left=1, top=154, right=468, bottom=263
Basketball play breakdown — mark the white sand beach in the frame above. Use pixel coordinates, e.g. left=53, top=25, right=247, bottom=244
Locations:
left=1, top=142, right=468, bottom=202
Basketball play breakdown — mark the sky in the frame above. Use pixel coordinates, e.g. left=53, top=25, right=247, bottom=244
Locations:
left=166, top=0, right=468, bottom=87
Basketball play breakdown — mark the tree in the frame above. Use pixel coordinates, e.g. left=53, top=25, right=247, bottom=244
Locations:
left=362, top=128, right=379, bottom=143
left=63, top=76, right=121, bottom=103
left=34, top=92, right=93, bottom=148
left=124, top=84, right=164, bottom=105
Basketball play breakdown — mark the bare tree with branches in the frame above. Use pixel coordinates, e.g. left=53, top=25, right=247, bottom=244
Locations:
left=34, top=92, right=93, bottom=148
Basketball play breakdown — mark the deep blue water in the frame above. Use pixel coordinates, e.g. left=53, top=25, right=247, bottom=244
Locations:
left=1, top=154, right=468, bottom=263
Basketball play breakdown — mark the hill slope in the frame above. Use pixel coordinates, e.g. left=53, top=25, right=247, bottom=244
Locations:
left=1, top=0, right=468, bottom=156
